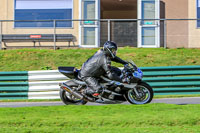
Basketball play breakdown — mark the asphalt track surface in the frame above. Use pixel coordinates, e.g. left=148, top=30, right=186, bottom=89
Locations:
left=0, top=97, right=200, bottom=108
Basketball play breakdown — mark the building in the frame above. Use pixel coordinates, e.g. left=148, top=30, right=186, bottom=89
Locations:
left=0, top=0, right=200, bottom=48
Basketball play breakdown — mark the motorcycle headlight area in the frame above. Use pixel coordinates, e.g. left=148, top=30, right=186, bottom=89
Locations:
left=133, top=68, right=143, bottom=79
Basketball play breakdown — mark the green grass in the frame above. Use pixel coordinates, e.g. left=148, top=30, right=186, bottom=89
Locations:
left=0, top=48, right=200, bottom=71
left=0, top=104, right=200, bottom=133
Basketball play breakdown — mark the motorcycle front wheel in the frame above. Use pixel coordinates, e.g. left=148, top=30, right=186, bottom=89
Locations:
left=125, top=81, right=153, bottom=104
left=60, top=80, right=88, bottom=105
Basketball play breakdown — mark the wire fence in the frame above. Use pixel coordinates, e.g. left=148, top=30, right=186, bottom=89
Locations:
left=0, top=19, right=200, bottom=50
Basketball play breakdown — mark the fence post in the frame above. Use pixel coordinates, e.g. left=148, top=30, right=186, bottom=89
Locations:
left=164, top=20, right=167, bottom=49
left=53, top=20, right=56, bottom=50
left=108, top=19, right=111, bottom=41
left=0, top=21, right=2, bottom=50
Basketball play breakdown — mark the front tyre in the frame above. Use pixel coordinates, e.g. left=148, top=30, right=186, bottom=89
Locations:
left=60, top=81, right=87, bottom=105
left=125, top=81, right=153, bottom=104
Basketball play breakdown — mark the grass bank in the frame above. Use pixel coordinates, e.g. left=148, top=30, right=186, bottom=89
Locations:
left=0, top=104, right=200, bottom=133
left=0, top=48, right=200, bottom=71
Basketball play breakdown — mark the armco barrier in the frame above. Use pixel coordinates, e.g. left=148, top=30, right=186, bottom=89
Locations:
left=0, top=70, right=67, bottom=100
left=0, top=71, right=29, bottom=100
left=142, top=66, right=200, bottom=95
left=28, top=70, right=67, bottom=99
left=1, top=65, right=200, bottom=100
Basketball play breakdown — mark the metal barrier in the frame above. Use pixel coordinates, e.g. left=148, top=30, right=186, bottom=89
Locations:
left=0, top=71, right=29, bottom=99
left=1, top=65, right=200, bottom=100
left=1, top=19, right=200, bottom=49
left=143, top=66, right=200, bottom=95
left=0, top=70, right=67, bottom=100
left=28, top=70, right=67, bottom=99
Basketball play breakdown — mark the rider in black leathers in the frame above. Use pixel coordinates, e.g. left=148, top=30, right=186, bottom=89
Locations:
left=79, top=41, right=128, bottom=97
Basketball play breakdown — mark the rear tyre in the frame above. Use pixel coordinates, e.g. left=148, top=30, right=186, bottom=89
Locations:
left=60, top=80, right=87, bottom=105
left=125, top=81, right=153, bottom=104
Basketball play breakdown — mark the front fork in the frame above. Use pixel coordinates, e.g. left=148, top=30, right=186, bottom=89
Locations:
left=133, top=86, right=140, bottom=97
left=124, top=83, right=140, bottom=97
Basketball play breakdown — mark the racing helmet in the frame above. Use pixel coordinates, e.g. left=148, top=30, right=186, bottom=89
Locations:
left=103, top=41, right=118, bottom=58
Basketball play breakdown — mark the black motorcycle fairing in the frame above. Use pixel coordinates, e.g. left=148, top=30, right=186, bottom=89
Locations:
left=111, top=66, right=122, bottom=76
left=58, top=67, right=75, bottom=79
left=101, top=89, right=126, bottom=101
left=58, top=67, right=83, bottom=81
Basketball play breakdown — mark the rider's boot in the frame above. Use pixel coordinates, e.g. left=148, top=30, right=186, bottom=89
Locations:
left=84, top=87, right=104, bottom=103
left=84, top=87, right=103, bottom=98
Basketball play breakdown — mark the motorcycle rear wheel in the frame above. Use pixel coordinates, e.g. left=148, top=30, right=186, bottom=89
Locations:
left=60, top=80, right=88, bottom=105
left=125, top=81, right=153, bottom=104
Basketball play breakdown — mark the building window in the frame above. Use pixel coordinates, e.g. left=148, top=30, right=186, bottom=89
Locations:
left=142, top=0, right=155, bottom=25
left=142, top=27, right=155, bottom=45
left=15, top=0, right=73, bottom=28
left=198, top=0, right=200, bottom=27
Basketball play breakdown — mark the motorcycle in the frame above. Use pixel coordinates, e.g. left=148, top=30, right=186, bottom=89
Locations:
left=58, top=60, right=153, bottom=105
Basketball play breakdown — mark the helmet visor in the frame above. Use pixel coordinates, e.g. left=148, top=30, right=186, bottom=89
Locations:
left=110, top=48, right=117, bottom=58
left=111, top=48, right=117, bottom=56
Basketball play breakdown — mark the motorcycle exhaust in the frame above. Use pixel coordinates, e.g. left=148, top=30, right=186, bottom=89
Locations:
left=60, top=83, right=84, bottom=100
left=60, top=83, right=95, bottom=102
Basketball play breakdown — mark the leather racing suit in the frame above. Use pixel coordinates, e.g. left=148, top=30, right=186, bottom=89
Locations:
left=79, top=49, right=127, bottom=94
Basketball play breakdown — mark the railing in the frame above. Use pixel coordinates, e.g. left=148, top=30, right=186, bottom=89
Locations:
left=1, top=65, right=200, bottom=100
left=1, top=19, right=200, bottom=49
